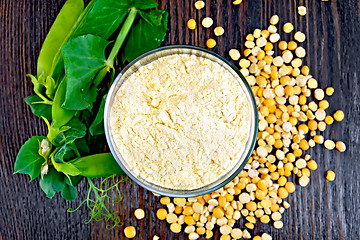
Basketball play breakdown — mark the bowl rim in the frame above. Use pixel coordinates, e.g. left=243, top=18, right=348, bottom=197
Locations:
left=104, top=45, right=258, bottom=197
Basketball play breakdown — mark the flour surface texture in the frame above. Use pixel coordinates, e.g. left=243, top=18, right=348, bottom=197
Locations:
left=110, top=54, right=250, bottom=189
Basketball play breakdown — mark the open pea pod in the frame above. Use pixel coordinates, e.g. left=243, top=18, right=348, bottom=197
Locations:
left=70, top=153, right=124, bottom=177
left=37, top=0, right=84, bottom=79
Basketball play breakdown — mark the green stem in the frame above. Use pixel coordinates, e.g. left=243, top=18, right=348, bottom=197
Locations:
left=93, top=67, right=109, bottom=87
left=106, top=7, right=138, bottom=67
left=36, top=92, right=53, bottom=105
left=87, top=177, right=111, bottom=216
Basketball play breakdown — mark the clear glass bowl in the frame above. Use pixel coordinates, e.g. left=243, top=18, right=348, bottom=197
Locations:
left=104, top=45, right=258, bottom=197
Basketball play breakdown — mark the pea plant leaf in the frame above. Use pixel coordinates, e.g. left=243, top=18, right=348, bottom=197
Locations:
left=51, top=157, right=82, bottom=177
left=39, top=166, right=65, bottom=198
left=61, top=178, right=78, bottom=201
left=14, top=136, right=46, bottom=181
left=89, top=94, right=106, bottom=136
left=54, top=144, right=77, bottom=163
left=61, top=34, right=109, bottom=110
left=75, top=0, right=158, bottom=39
left=122, top=10, right=168, bottom=62
left=53, top=118, right=87, bottom=146
left=24, top=95, right=52, bottom=120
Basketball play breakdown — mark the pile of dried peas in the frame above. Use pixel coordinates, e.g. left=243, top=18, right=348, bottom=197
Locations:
left=123, top=2, right=346, bottom=240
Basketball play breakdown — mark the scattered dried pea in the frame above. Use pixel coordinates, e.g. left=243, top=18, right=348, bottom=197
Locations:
left=333, top=110, right=344, bottom=121
left=326, top=87, right=334, bottom=96
left=170, top=223, right=182, bottom=233
left=324, top=139, right=335, bottom=150
left=202, top=17, right=213, bottom=28
left=214, top=26, right=225, bottom=36
left=229, top=49, right=241, bottom=61
left=294, top=31, right=306, bottom=42
left=124, top=226, right=136, bottom=238
left=206, top=39, right=216, bottom=49
left=270, top=15, right=279, bottom=25
left=283, top=23, right=294, bottom=33
left=187, top=19, right=196, bottom=30
left=134, top=208, right=145, bottom=219
left=335, top=141, right=346, bottom=152
left=326, top=170, right=336, bottom=181
left=156, top=208, right=167, bottom=220
left=298, top=6, right=307, bottom=16
left=233, top=0, right=243, bottom=5
left=194, top=0, right=205, bottom=9
left=295, top=47, right=306, bottom=58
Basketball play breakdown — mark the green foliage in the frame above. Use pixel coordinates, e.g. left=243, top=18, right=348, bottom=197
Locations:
left=68, top=176, right=127, bottom=229
left=14, top=136, right=46, bottom=181
left=122, top=10, right=168, bottom=62
left=14, top=0, right=168, bottom=228
left=62, top=35, right=109, bottom=110
left=24, top=95, right=52, bottom=120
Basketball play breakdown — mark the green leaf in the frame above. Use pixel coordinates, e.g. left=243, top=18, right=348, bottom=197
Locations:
left=61, top=35, right=109, bottom=110
left=24, top=95, right=52, bottom=120
left=14, top=136, right=46, bottom=181
left=75, top=138, right=90, bottom=155
left=52, top=118, right=87, bottom=146
left=122, top=10, right=168, bottom=62
left=39, top=166, right=65, bottom=198
left=75, top=0, right=158, bottom=39
left=54, top=144, right=77, bottom=163
left=61, top=178, right=78, bottom=201
left=89, top=94, right=106, bottom=135
left=51, top=157, right=82, bottom=177
left=37, top=0, right=84, bottom=78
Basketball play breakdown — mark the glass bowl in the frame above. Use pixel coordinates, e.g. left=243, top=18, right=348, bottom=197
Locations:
left=104, top=45, right=258, bottom=197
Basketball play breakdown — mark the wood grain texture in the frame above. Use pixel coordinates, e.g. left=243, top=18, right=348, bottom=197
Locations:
left=1, top=0, right=360, bottom=239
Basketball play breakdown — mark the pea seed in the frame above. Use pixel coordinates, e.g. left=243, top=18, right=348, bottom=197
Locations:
left=206, top=39, right=216, bottom=49
left=194, top=0, right=205, bottom=9
left=187, top=19, right=196, bottom=30
left=214, top=26, right=225, bottom=36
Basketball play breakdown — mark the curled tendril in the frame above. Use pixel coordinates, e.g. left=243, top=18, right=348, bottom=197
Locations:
left=68, top=175, right=128, bottom=230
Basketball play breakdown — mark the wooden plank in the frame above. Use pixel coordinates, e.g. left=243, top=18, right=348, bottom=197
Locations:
left=0, top=0, right=359, bottom=239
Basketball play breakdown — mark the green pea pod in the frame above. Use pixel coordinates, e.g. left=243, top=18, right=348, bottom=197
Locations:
left=52, top=78, right=75, bottom=128
left=37, top=0, right=84, bottom=79
left=70, top=153, right=124, bottom=177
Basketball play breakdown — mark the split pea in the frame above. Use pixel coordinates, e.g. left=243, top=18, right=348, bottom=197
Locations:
left=283, top=23, right=294, bottom=33
left=187, top=19, right=196, bottom=30
left=194, top=0, right=205, bottom=9
left=229, top=49, right=241, bottom=61
left=202, top=17, right=213, bottom=28
left=206, top=39, right=216, bottom=49
left=214, top=26, right=225, bottom=36
left=298, top=6, right=307, bottom=16
left=124, top=226, right=136, bottom=238
left=326, top=170, right=336, bottom=181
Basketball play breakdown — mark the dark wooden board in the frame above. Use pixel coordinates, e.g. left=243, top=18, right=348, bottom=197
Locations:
left=1, top=0, right=359, bottom=239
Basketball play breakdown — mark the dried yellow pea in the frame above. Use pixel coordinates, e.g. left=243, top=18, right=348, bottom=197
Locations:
left=283, top=23, right=294, bottom=33
left=202, top=17, right=213, bottom=28
left=187, top=19, right=196, bottom=30
left=298, top=6, right=307, bottom=16
left=206, top=39, right=216, bottom=49
left=214, top=26, right=225, bottom=36
left=326, top=170, right=335, bottom=181
left=194, top=0, right=205, bottom=9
